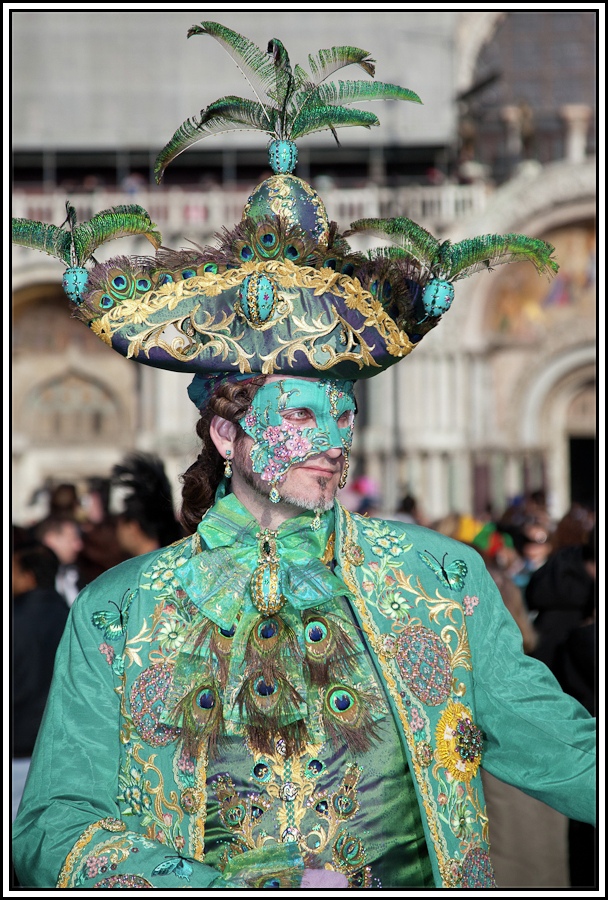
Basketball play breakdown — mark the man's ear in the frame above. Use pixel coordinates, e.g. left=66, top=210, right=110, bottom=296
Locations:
left=209, top=415, right=238, bottom=458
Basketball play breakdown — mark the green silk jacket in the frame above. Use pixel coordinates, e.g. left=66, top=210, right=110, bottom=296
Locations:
left=12, top=500, right=595, bottom=889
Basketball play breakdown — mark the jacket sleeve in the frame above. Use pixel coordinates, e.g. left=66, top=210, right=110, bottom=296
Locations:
left=467, top=560, right=596, bottom=826
left=11, top=582, right=246, bottom=889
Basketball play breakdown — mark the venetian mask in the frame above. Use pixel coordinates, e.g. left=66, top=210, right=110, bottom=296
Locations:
left=238, top=378, right=356, bottom=493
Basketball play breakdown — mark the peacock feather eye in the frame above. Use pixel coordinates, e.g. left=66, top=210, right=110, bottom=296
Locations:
left=285, top=245, right=300, bottom=260
left=202, top=262, right=218, bottom=274
left=112, top=275, right=128, bottom=291
left=136, top=277, right=151, bottom=292
left=329, top=688, right=354, bottom=713
left=370, top=279, right=379, bottom=296
left=258, top=619, right=279, bottom=640
left=382, top=280, right=392, bottom=300
left=341, top=263, right=355, bottom=276
left=305, top=620, right=328, bottom=644
left=219, top=624, right=236, bottom=638
left=240, top=245, right=255, bottom=261
left=99, top=294, right=115, bottom=309
left=324, top=258, right=338, bottom=270
left=181, top=268, right=197, bottom=279
left=157, top=273, right=173, bottom=285
left=196, top=689, right=215, bottom=709
left=261, top=232, right=277, bottom=248
left=255, top=678, right=276, bottom=697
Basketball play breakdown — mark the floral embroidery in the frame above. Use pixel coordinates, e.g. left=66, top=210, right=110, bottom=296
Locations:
left=85, top=855, right=109, bottom=878
left=99, top=643, right=115, bottom=665
left=449, top=802, right=476, bottom=840
left=377, top=591, right=412, bottom=620
left=463, top=595, right=479, bottom=616
left=156, top=618, right=187, bottom=652
left=93, top=873, right=153, bottom=888
left=362, top=522, right=404, bottom=558
left=409, top=707, right=425, bottom=732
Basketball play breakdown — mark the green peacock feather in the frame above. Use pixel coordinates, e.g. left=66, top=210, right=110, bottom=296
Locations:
left=11, top=201, right=162, bottom=268
left=154, top=21, right=422, bottom=182
left=347, top=217, right=559, bottom=282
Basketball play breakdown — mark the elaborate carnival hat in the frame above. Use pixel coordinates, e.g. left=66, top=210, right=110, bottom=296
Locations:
left=13, top=21, right=559, bottom=400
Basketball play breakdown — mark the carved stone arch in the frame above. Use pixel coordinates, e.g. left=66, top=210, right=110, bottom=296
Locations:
left=21, top=368, right=127, bottom=446
left=442, top=159, right=596, bottom=351
left=454, top=12, right=506, bottom=94
left=515, top=344, right=596, bottom=448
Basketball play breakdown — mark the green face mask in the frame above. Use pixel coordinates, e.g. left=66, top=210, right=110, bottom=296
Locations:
left=238, top=378, right=356, bottom=489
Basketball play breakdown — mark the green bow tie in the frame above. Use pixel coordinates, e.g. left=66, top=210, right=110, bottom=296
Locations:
left=176, top=492, right=346, bottom=629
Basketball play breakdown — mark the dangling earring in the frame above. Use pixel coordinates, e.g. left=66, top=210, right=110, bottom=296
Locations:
left=224, top=449, right=233, bottom=479
left=269, top=483, right=281, bottom=503
left=338, top=449, right=349, bottom=489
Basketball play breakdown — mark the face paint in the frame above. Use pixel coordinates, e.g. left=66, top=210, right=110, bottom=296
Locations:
left=239, top=379, right=356, bottom=489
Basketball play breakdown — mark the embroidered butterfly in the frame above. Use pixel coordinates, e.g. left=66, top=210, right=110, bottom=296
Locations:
left=91, top=589, right=134, bottom=640
left=151, top=856, right=194, bottom=881
left=418, top=551, right=468, bottom=591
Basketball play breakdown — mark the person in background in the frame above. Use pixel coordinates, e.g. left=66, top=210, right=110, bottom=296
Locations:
left=111, top=452, right=183, bottom=558
left=34, top=515, right=84, bottom=607
left=77, top=477, right=130, bottom=586
left=48, top=483, right=83, bottom=520
left=12, top=538, right=69, bottom=821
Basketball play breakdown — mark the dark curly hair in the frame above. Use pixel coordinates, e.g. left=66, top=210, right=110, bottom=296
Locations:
left=179, top=376, right=266, bottom=534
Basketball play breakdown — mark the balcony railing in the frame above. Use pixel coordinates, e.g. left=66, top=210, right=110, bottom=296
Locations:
left=12, top=182, right=489, bottom=246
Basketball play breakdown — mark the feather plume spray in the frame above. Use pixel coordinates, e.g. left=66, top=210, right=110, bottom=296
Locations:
left=155, top=22, right=422, bottom=181
left=12, top=201, right=162, bottom=303
left=190, top=618, right=237, bottom=689
left=12, top=201, right=161, bottom=268
left=346, top=217, right=559, bottom=282
left=346, top=216, right=559, bottom=321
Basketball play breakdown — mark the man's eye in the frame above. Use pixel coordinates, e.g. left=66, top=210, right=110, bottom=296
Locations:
left=282, top=408, right=316, bottom=424
left=337, top=410, right=355, bottom=427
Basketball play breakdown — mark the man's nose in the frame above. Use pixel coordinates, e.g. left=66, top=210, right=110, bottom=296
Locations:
left=325, top=446, right=344, bottom=458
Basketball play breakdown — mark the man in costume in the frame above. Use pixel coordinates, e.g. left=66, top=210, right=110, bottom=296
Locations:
left=12, top=22, right=595, bottom=890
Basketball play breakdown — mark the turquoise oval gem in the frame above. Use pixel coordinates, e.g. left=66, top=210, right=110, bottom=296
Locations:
left=239, top=273, right=277, bottom=326
left=422, top=280, right=455, bottom=317
left=62, top=266, right=89, bottom=304
left=268, top=139, right=298, bottom=174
